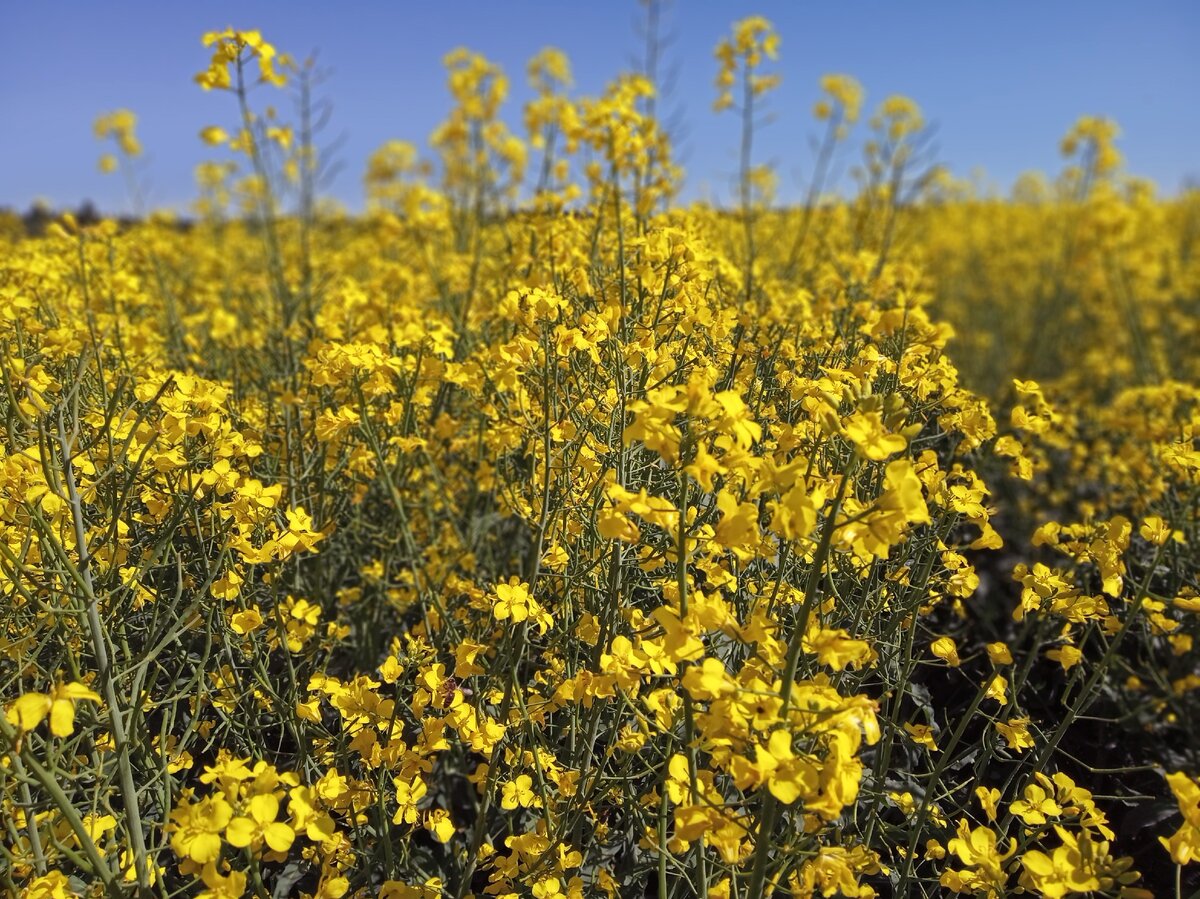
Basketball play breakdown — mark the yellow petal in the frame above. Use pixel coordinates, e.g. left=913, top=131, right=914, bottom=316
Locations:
left=767, top=776, right=802, bottom=805
left=263, top=821, right=295, bottom=852
left=49, top=699, right=77, bottom=737
left=189, top=831, right=224, bottom=863
left=249, top=793, right=280, bottom=824
left=432, top=819, right=453, bottom=842
left=7, top=693, right=52, bottom=731
left=225, top=816, right=256, bottom=848
left=57, top=682, right=102, bottom=703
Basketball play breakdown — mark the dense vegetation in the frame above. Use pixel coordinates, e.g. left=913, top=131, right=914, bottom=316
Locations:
left=2, top=19, right=1198, bottom=899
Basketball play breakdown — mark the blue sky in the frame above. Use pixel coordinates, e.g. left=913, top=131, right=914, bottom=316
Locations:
left=1, top=2, right=1197, bottom=213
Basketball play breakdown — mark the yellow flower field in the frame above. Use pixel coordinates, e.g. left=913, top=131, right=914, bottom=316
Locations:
left=1, top=17, right=1198, bottom=899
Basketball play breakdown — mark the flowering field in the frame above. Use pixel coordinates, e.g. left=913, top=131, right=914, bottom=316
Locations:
left=2, top=19, right=1199, bottom=899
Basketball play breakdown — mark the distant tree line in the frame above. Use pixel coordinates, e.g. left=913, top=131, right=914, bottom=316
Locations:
left=0, top=201, right=198, bottom=237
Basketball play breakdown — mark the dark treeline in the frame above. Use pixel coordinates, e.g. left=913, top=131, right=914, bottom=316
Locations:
left=0, top=201, right=198, bottom=236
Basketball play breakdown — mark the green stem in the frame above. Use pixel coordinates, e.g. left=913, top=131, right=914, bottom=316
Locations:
left=744, top=460, right=852, bottom=899
left=57, top=411, right=151, bottom=891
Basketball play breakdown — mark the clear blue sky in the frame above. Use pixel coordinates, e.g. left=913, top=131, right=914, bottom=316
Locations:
left=2, top=2, right=1197, bottom=213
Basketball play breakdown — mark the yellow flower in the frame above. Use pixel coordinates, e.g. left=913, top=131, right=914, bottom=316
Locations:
left=196, top=29, right=290, bottom=91
left=230, top=608, right=263, bottom=634
left=929, top=636, right=960, bottom=667
left=6, top=682, right=102, bottom=737
left=984, top=674, right=1008, bottom=705
left=889, top=790, right=918, bottom=815
left=79, top=812, right=117, bottom=846
left=995, top=717, right=1036, bottom=752
left=942, top=819, right=1015, bottom=893
left=791, top=846, right=871, bottom=898
left=226, top=793, right=295, bottom=853
left=22, top=871, right=74, bottom=899
left=664, top=753, right=692, bottom=804
left=200, top=126, right=230, bottom=145
left=803, top=627, right=876, bottom=671
left=288, top=785, right=338, bottom=845
left=93, top=109, right=141, bottom=155
left=986, top=642, right=1013, bottom=666
left=818, top=74, right=864, bottom=123
left=597, top=506, right=640, bottom=542
left=7, top=692, right=51, bottom=731
left=493, top=579, right=533, bottom=623
left=169, top=795, right=234, bottom=864
left=1160, top=771, right=1200, bottom=864
left=975, top=786, right=1000, bottom=822
left=275, top=507, right=325, bottom=554
left=197, top=862, right=247, bottom=899
left=770, top=480, right=821, bottom=541
left=903, top=722, right=939, bottom=751
left=1019, top=828, right=1108, bottom=897
left=1011, top=782, right=1062, bottom=825
left=1045, top=644, right=1083, bottom=672
left=500, top=774, right=539, bottom=809
left=843, top=410, right=907, bottom=461
left=754, top=729, right=819, bottom=805
left=425, top=808, right=455, bottom=843
left=712, top=490, right=761, bottom=555
left=392, top=776, right=427, bottom=825
left=1173, top=595, right=1200, bottom=614
left=681, top=657, right=735, bottom=701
